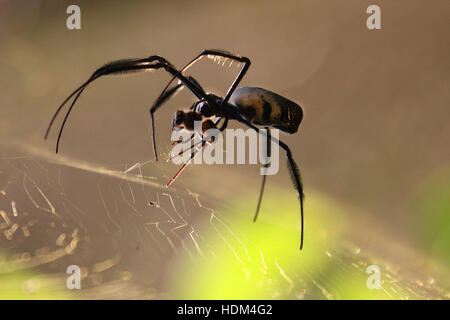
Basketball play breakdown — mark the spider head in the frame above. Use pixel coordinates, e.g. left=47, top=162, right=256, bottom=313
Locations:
left=172, top=110, right=202, bottom=131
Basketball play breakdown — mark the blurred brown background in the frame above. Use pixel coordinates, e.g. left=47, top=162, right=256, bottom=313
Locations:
left=0, top=0, right=449, bottom=298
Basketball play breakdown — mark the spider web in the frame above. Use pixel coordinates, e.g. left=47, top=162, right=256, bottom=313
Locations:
left=0, top=143, right=220, bottom=298
left=0, top=142, right=448, bottom=299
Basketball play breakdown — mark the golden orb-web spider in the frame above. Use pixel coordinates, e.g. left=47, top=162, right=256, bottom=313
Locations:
left=44, top=49, right=305, bottom=249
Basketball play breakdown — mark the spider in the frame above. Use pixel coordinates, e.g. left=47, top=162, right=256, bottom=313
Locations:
left=44, top=49, right=305, bottom=249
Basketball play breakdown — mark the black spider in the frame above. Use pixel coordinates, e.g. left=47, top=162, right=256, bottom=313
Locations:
left=44, top=50, right=305, bottom=249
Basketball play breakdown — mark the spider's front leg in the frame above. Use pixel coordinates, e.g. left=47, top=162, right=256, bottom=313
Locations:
left=170, top=110, right=218, bottom=154
left=167, top=114, right=221, bottom=186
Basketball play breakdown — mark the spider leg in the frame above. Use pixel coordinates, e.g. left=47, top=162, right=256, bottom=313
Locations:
left=154, top=49, right=250, bottom=112
left=166, top=139, right=205, bottom=187
left=149, top=50, right=249, bottom=160
left=44, top=56, right=172, bottom=141
left=235, top=117, right=304, bottom=250
left=168, top=131, right=201, bottom=162
left=181, top=49, right=251, bottom=104
left=166, top=117, right=227, bottom=187
left=150, top=75, right=205, bottom=161
left=45, top=57, right=209, bottom=153
left=253, top=127, right=271, bottom=222
left=169, top=115, right=228, bottom=162
left=218, top=117, right=229, bottom=131
left=162, top=50, right=251, bottom=99
left=172, top=131, right=195, bottom=146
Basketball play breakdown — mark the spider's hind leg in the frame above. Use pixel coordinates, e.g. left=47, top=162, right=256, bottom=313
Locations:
left=236, top=117, right=305, bottom=250
left=253, top=127, right=271, bottom=222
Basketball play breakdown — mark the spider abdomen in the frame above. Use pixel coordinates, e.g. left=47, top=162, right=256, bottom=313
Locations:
left=229, top=87, right=303, bottom=134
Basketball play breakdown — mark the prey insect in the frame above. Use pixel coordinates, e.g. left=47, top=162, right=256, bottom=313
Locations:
left=44, top=49, right=305, bottom=249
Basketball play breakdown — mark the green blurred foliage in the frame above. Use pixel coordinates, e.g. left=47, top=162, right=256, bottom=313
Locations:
left=415, top=166, right=450, bottom=266
left=166, top=189, right=405, bottom=299
left=0, top=259, right=71, bottom=299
